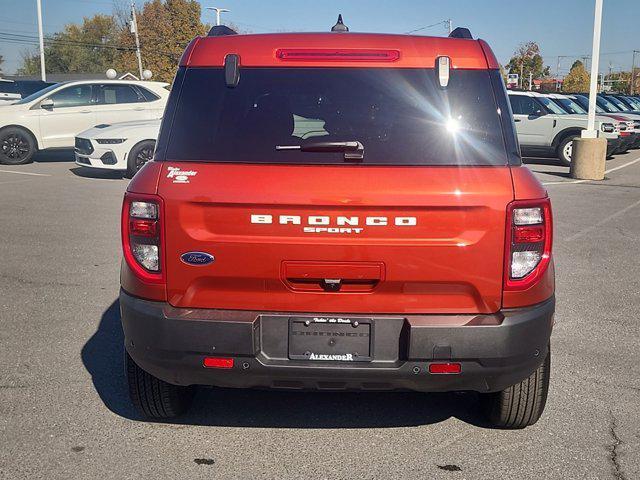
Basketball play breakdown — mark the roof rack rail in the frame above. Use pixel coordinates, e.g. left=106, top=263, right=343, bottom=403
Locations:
left=448, top=27, right=473, bottom=39
left=208, top=25, right=238, bottom=37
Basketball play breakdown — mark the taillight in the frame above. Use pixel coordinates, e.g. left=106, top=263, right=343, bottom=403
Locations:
left=504, top=199, right=552, bottom=291
left=121, top=193, right=164, bottom=283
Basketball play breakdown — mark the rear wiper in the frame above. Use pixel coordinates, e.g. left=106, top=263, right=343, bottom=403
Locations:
left=276, top=141, right=364, bottom=161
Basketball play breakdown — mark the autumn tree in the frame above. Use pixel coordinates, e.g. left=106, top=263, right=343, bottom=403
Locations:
left=505, top=42, right=551, bottom=88
left=117, top=0, right=207, bottom=82
left=18, top=0, right=207, bottom=83
left=562, top=60, right=590, bottom=93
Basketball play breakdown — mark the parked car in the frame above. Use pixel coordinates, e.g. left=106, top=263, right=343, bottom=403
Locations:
left=508, top=90, right=620, bottom=166
left=0, top=79, right=21, bottom=104
left=75, top=119, right=160, bottom=177
left=0, top=79, right=56, bottom=105
left=0, top=80, right=168, bottom=165
left=569, top=94, right=640, bottom=149
left=120, top=25, right=555, bottom=429
left=545, top=93, right=637, bottom=153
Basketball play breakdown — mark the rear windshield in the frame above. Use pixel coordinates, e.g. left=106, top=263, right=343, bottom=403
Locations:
left=165, top=67, right=508, bottom=166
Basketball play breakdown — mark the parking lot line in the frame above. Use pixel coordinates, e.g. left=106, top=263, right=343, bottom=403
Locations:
left=542, top=156, right=640, bottom=186
left=564, top=197, right=640, bottom=242
left=0, top=169, right=51, bottom=177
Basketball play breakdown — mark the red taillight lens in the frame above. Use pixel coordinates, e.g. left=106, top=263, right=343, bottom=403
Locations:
left=121, top=193, right=164, bottom=283
left=428, top=363, right=461, bottom=374
left=504, top=199, right=553, bottom=291
left=203, top=357, right=234, bottom=369
left=275, top=48, right=400, bottom=62
left=130, top=219, right=157, bottom=236
left=513, top=225, right=544, bottom=243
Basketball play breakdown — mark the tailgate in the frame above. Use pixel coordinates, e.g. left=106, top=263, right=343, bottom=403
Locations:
left=159, top=163, right=513, bottom=314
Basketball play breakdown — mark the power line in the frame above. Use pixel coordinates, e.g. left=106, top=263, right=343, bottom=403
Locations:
left=405, top=20, right=449, bottom=35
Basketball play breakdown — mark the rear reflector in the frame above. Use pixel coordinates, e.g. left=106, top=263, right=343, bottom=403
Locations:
left=203, top=357, right=234, bottom=369
left=275, top=48, right=400, bottom=62
left=428, top=362, right=461, bottom=374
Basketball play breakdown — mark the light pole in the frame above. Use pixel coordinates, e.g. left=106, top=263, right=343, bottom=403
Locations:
left=584, top=0, right=603, bottom=138
left=571, top=0, right=606, bottom=181
left=36, top=0, right=46, bottom=81
left=207, top=7, right=229, bottom=26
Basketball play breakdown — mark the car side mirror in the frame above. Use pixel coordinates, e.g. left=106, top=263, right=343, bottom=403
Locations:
left=40, top=98, right=54, bottom=110
left=533, top=109, right=547, bottom=117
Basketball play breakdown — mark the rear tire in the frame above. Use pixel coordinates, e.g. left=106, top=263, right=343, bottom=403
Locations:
left=557, top=135, right=577, bottom=167
left=125, top=140, right=155, bottom=179
left=480, top=345, right=550, bottom=429
left=0, top=127, right=37, bottom=165
left=125, top=351, right=194, bottom=418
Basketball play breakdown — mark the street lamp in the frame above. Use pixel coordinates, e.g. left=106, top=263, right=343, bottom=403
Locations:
left=207, top=7, right=229, bottom=26
left=36, top=0, right=46, bottom=81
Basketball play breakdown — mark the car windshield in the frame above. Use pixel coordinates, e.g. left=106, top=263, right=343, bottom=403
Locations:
left=554, top=97, right=587, bottom=114
left=572, top=95, right=604, bottom=113
left=15, top=83, right=60, bottom=104
left=166, top=67, right=508, bottom=166
left=607, top=96, right=630, bottom=111
left=623, top=96, right=640, bottom=109
left=537, top=96, right=568, bottom=114
left=596, top=96, right=621, bottom=112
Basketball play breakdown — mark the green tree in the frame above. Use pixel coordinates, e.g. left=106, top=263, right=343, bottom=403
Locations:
left=17, top=1, right=208, bottom=83
left=505, top=42, right=551, bottom=88
left=117, top=0, right=207, bottom=82
left=562, top=61, right=590, bottom=92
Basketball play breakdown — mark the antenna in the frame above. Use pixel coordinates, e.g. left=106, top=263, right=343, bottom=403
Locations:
left=331, top=14, right=349, bottom=32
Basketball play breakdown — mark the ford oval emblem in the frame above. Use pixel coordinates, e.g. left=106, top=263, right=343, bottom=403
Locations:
left=180, top=252, right=215, bottom=266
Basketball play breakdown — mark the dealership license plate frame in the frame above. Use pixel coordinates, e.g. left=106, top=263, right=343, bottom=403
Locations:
left=288, top=316, right=374, bottom=362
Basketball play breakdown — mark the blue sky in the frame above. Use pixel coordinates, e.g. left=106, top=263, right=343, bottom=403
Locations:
left=1, top=0, right=638, bottom=76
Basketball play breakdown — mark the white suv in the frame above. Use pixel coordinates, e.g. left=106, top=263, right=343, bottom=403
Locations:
left=0, top=80, right=168, bottom=165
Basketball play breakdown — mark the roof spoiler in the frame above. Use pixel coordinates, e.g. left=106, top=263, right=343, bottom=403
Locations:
left=448, top=27, right=473, bottom=39
left=208, top=25, right=238, bottom=37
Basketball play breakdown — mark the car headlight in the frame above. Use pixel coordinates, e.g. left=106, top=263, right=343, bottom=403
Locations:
left=600, top=123, right=615, bottom=133
left=95, top=138, right=126, bottom=144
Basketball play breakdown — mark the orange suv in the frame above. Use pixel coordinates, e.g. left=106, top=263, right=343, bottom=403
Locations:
left=120, top=21, right=554, bottom=428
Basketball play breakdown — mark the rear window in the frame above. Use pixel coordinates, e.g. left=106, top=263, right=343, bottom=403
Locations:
left=165, top=67, right=508, bottom=166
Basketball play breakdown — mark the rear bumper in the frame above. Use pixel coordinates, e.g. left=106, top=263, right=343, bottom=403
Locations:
left=120, top=290, right=554, bottom=393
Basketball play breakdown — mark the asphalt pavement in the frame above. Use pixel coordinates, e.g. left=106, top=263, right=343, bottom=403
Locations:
left=0, top=150, right=639, bottom=479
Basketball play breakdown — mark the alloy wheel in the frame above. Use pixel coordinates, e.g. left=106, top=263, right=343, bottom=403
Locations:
left=1, top=133, right=30, bottom=161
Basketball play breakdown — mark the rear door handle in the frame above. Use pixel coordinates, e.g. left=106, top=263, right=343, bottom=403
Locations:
left=80, top=110, right=91, bottom=114
left=134, top=107, right=145, bottom=111
left=514, top=118, right=521, bottom=122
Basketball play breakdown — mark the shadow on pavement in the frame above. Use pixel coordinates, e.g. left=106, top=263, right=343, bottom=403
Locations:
left=70, top=166, right=125, bottom=180
left=83, top=299, right=492, bottom=429
left=33, top=149, right=75, bottom=163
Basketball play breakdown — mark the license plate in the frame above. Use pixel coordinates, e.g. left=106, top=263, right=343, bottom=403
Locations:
left=288, top=316, right=372, bottom=362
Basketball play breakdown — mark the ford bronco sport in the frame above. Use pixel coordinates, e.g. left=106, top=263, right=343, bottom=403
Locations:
left=120, top=22, right=555, bottom=429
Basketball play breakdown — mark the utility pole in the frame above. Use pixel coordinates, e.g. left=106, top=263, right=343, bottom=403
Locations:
left=528, top=71, right=533, bottom=90
left=631, top=50, right=638, bottom=95
left=447, top=19, right=452, bottom=35
left=520, top=62, right=524, bottom=89
left=208, top=7, right=229, bottom=26
left=36, top=0, right=46, bottom=81
left=556, top=56, right=560, bottom=91
left=130, top=2, right=143, bottom=80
